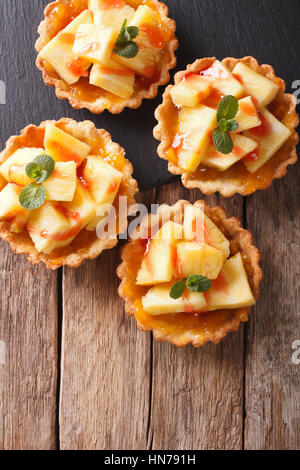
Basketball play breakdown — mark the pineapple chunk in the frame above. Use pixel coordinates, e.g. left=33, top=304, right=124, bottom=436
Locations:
left=235, top=96, right=261, bottom=132
left=170, top=76, right=212, bottom=108
left=27, top=202, right=73, bottom=254
left=81, top=156, right=123, bottom=205
left=10, top=212, right=30, bottom=234
left=136, top=239, right=176, bottom=286
left=89, top=59, right=135, bottom=98
left=43, top=162, right=77, bottom=202
left=176, top=105, right=217, bottom=171
left=142, top=283, right=207, bottom=315
left=0, top=147, right=45, bottom=186
left=201, top=60, right=246, bottom=98
left=244, top=108, right=292, bottom=173
left=38, top=10, right=93, bottom=84
left=89, top=0, right=135, bottom=31
left=113, top=5, right=164, bottom=77
left=81, top=156, right=122, bottom=230
left=73, top=24, right=117, bottom=64
left=153, top=221, right=183, bottom=242
left=44, top=124, right=91, bottom=167
left=176, top=242, right=224, bottom=280
left=207, top=253, right=255, bottom=310
left=0, top=184, right=30, bottom=223
left=183, top=205, right=230, bottom=259
left=202, top=134, right=258, bottom=171
left=62, top=181, right=97, bottom=230
left=0, top=174, right=6, bottom=191
left=232, top=62, right=279, bottom=107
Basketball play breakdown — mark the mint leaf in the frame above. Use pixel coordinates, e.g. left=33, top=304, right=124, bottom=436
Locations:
left=115, top=41, right=138, bottom=58
left=26, top=162, right=42, bottom=181
left=127, top=26, right=139, bottom=40
left=114, top=19, right=139, bottom=58
left=213, top=128, right=234, bottom=154
left=33, top=155, right=55, bottom=183
left=170, top=279, right=186, bottom=300
left=217, top=95, right=239, bottom=122
left=186, top=275, right=212, bottom=293
left=19, top=183, right=46, bottom=210
left=226, top=119, right=239, bottom=132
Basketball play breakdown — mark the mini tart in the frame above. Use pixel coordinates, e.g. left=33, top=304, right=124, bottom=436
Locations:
left=117, top=200, right=262, bottom=348
left=36, top=0, right=178, bottom=114
left=154, top=56, right=299, bottom=197
left=0, top=119, right=138, bottom=270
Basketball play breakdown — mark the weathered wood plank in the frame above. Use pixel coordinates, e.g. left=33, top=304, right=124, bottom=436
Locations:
left=148, top=182, right=245, bottom=450
left=0, top=243, right=58, bottom=450
left=59, top=190, right=157, bottom=450
left=245, top=167, right=300, bottom=450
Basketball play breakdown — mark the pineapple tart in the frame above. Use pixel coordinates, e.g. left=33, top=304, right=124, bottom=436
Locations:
left=154, top=56, right=299, bottom=197
left=0, top=119, right=138, bottom=269
left=36, top=0, right=178, bottom=114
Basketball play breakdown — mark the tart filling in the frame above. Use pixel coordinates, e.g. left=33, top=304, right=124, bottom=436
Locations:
left=36, top=0, right=178, bottom=113
left=117, top=201, right=262, bottom=347
left=154, top=57, right=299, bottom=196
left=0, top=119, right=138, bottom=269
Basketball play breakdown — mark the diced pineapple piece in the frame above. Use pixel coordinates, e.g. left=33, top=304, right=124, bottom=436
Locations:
left=81, top=155, right=122, bottom=230
left=136, top=239, right=176, bottom=286
left=207, top=252, right=255, bottom=310
left=176, top=242, right=224, bottom=280
left=0, top=147, right=45, bottom=186
left=82, top=156, right=123, bottom=205
left=73, top=24, right=117, bottom=64
left=235, top=96, right=261, bottom=132
left=113, top=5, right=164, bottom=77
left=0, top=184, right=30, bottom=224
left=0, top=174, right=5, bottom=191
left=89, top=0, right=135, bottom=31
left=10, top=212, right=30, bottom=234
left=27, top=202, right=73, bottom=254
left=183, top=205, right=230, bottom=259
left=202, top=134, right=258, bottom=171
left=154, top=221, right=183, bottom=242
left=38, top=10, right=93, bottom=84
left=43, top=162, right=77, bottom=202
left=62, top=181, right=97, bottom=230
left=176, top=105, right=217, bottom=171
left=201, top=60, right=246, bottom=98
left=142, top=283, right=207, bottom=315
left=170, top=76, right=212, bottom=108
left=89, top=59, right=135, bottom=98
left=232, top=62, right=279, bottom=107
left=244, top=108, right=292, bottom=173
left=44, top=124, right=91, bottom=167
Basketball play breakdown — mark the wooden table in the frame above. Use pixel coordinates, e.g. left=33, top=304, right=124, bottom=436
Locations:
left=1, top=174, right=299, bottom=450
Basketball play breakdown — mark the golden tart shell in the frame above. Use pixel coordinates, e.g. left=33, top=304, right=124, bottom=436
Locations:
left=154, top=56, right=299, bottom=197
left=0, top=118, right=138, bottom=270
left=117, top=200, right=263, bottom=348
left=35, top=0, right=178, bottom=114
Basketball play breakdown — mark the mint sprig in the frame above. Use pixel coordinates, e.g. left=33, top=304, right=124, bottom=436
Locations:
left=114, top=19, right=139, bottom=59
left=169, top=275, right=212, bottom=300
left=19, top=154, right=55, bottom=210
left=213, top=95, right=239, bottom=154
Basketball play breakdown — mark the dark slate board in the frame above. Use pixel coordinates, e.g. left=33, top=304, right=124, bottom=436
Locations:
left=0, top=0, right=299, bottom=190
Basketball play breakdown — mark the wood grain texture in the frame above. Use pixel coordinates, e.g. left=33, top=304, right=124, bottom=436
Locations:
left=0, top=242, right=58, bottom=450
left=59, top=241, right=153, bottom=450
left=245, top=166, right=300, bottom=450
left=147, top=183, right=245, bottom=450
